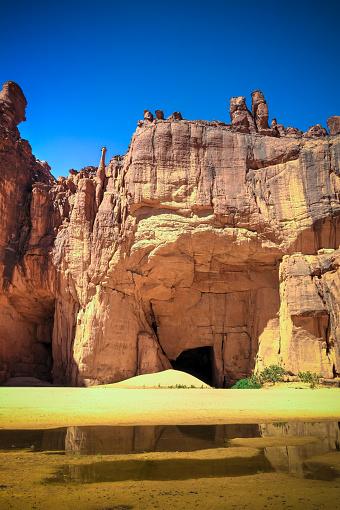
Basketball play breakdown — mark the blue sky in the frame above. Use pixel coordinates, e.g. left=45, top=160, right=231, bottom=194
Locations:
left=1, top=0, right=339, bottom=177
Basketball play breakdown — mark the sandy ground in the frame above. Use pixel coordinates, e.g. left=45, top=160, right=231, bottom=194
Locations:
left=0, top=445, right=340, bottom=510
left=0, top=374, right=339, bottom=429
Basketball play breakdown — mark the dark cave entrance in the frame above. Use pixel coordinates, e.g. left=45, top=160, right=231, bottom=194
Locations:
left=171, top=346, right=214, bottom=386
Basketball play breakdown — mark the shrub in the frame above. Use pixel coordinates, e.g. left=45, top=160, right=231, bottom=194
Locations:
left=164, top=384, right=207, bottom=389
left=232, top=377, right=262, bottom=389
left=258, top=365, right=286, bottom=384
left=298, top=371, right=320, bottom=389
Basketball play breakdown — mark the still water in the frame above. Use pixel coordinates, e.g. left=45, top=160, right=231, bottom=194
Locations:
left=0, top=422, right=339, bottom=484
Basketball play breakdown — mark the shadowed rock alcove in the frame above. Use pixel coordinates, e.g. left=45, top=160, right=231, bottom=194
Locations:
left=0, top=292, right=55, bottom=384
left=136, top=230, right=282, bottom=388
left=171, top=346, right=214, bottom=386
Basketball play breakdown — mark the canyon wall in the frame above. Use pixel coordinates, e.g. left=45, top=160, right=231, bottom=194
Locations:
left=0, top=81, right=339, bottom=386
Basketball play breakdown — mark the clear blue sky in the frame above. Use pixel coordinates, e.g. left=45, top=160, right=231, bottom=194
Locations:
left=1, top=0, right=339, bottom=177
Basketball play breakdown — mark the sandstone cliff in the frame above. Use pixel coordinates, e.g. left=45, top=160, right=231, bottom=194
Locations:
left=0, top=82, right=339, bottom=386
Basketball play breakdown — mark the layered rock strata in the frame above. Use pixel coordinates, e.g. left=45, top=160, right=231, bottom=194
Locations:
left=0, top=82, right=339, bottom=386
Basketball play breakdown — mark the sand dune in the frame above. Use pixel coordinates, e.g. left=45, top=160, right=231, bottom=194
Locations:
left=104, top=369, right=210, bottom=388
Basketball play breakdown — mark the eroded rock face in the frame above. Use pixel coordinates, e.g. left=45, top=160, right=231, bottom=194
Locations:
left=0, top=81, right=339, bottom=386
left=0, top=82, right=56, bottom=383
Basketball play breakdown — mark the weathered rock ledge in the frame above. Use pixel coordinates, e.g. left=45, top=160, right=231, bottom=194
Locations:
left=0, top=82, right=339, bottom=386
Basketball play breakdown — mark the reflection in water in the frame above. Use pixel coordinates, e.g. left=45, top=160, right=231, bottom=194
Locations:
left=0, top=428, right=67, bottom=452
left=65, top=423, right=261, bottom=455
left=303, top=459, right=340, bottom=481
left=0, top=424, right=260, bottom=455
left=0, top=421, right=339, bottom=483
left=260, top=422, right=340, bottom=478
left=49, top=454, right=273, bottom=483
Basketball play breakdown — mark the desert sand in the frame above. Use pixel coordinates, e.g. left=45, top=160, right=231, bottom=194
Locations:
left=0, top=370, right=339, bottom=430
left=108, top=369, right=211, bottom=388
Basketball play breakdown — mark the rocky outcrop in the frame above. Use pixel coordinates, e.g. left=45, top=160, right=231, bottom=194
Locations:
left=327, top=116, right=340, bottom=136
left=251, top=90, right=270, bottom=133
left=0, top=81, right=27, bottom=133
left=304, top=124, right=328, bottom=138
left=230, top=96, right=256, bottom=133
left=0, top=81, right=339, bottom=386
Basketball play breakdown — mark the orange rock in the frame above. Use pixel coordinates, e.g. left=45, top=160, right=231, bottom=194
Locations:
left=0, top=82, right=339, bottom=386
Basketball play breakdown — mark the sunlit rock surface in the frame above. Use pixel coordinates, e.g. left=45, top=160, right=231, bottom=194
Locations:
left=0, top=81, right=339, bottom=386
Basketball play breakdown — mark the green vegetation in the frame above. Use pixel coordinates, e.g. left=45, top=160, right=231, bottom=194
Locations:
left=157, top=384, right=207, bottom=389
left=233, top=365, right=324, bottom=390
left=258, top=365, right=286, bottom=384
left=233, top=364, right=286, bottom=389
left=232, top=377, right=262, bottom=389
left=298, top=371, right=320, bottom=389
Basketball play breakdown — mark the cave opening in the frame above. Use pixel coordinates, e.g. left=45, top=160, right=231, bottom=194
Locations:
left=41, top=340, right=53, bottom=383
left=171, top=346, right=214, bottom=387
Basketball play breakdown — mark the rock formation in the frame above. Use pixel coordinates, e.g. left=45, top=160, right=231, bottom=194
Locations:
left=0, top=81, right=339, bottom=386
left=0, top=81, right=27, bottom=132
left=95, top=146, right=107, bottom=208
left=230, top=96, right=256, bottom=133
left=168, top=111, right=183, bottom=121
left=143, top=110, right=154, bottom=122
left=155, top=110, right=164, bottom=120
left=304, top=124, right=328, bottom=138
left=251, top=90, right=270, bottom=133
left=327, top=116, right=340, bottom=136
